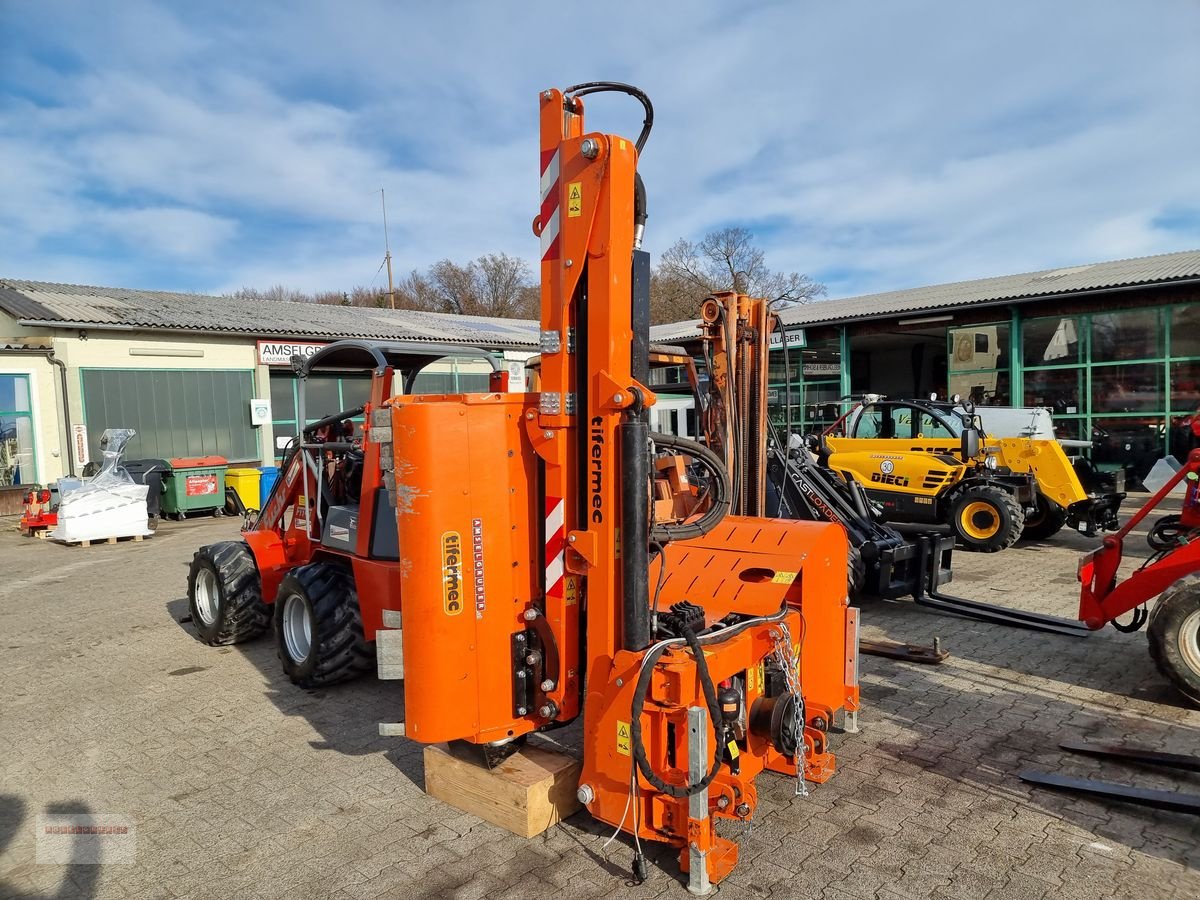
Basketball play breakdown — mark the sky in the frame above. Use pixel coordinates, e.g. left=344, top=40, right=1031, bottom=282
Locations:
left=1, top=1, right=1198, bottom=305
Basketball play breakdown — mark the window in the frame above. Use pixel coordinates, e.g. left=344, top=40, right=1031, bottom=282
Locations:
left=852, top=404, right=898, bottom=439
left=1023, top=316, right=1081, bottom=367
left=915, top=409, right=960, bottom=438
left=1091, top=363, right=1163, bottom=413
left=1172, top=306, right=1200, bottom=358
left=0, top=373, right=35, bottom=485
left=1020, top=304, right=1198, bottom=486
left=1171, top=361, right=1200, bottom=414
left=949, top=324, right=1010, bottom=405
left=1090, top=309, right=1162, bottom=363
left=1023, top=367, right=1081, bottom=414
left=769, top=332, right=841, bottom=433
left=269, top=372, right=372, bottom=460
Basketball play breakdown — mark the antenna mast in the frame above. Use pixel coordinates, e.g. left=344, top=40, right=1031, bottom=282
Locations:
left=381, top=188, right=395, bottom=309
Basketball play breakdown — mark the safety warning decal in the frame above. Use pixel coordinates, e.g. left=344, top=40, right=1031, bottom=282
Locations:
left=771, top=571, right=798, bottom=585
left=567, top=181, right=582, bottom=218
left=616, top=720, right=631, bottom=756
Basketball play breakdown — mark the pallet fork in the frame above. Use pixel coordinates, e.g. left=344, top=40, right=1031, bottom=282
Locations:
left=1021, top=738, right=1200, bottom=815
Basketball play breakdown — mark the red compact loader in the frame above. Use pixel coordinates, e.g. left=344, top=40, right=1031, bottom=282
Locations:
left=1079, top=443, right=1200, bottom=704
left=186, top=341, right=505, bottom=687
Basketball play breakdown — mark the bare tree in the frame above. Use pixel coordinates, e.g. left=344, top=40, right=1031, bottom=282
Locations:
left=225, top=252, right=538, bottom=318
left=476, top=253, right=536, bottom=318
left=428, top=253, right=537, bottom=318
left=225, top=284, right=312, bottom=303
left=651, top=226, right=824, bottom=324
left=428, top=259, right=480, bottom=315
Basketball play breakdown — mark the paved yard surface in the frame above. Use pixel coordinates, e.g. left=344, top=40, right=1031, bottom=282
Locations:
left=1, top=504, right=1197, bottom=900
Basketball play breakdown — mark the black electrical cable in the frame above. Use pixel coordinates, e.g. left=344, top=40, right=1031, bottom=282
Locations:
left=563, top=82, right=654, bottom=153
left=647, top=432, right=730, bottom=542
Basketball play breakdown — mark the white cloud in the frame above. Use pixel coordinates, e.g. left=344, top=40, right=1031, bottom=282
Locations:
left=0, top=0, right=1197, bottom=301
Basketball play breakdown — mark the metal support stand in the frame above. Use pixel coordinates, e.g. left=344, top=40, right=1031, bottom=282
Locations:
left=687, top=706, right=712, bottom=896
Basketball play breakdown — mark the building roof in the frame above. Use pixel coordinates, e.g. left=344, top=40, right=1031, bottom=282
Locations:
left=649, top=320, right=703, bottom=344
left=777, top=247, right=1200, bottom=328
left=0, top=279, right=540, bottom=350
left=648, top=248, right=1200, bottom=339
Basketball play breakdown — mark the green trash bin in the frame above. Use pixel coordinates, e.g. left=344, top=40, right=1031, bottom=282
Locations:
left=161, top=456, right=229, bottom=519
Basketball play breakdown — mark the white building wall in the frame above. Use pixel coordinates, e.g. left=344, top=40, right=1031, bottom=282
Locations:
left=3, top=320, right=537, bottom=484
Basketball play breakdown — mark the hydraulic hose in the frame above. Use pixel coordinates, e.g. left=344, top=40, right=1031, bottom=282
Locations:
left=628, top=605, right=791, bottom=799
left=630, top=623, right=723, bottom=798
left=563, top=82, right=654, bottom=153
left=649, top=431, right=730, bottom=542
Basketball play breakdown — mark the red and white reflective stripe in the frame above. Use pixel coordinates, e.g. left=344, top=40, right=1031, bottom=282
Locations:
left=539, top=148, right=561, bottom=260
left=545, top=496, right=565, bottom=597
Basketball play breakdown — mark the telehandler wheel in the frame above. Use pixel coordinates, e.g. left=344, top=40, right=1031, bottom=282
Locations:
left=847, top=544, right=865, bottom=599
left=1147, top=576, right=1200, bottom=706
left=1020, top=494, right=1067, bottom=541
left=187, top=541, right=270, bottom=645
left=949, top=485, right=1025, bottom=553
left=274, top=563, right=375, bottom=689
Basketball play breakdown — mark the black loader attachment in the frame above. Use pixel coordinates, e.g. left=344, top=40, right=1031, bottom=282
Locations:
left=767, top=435, right=1092, bottom=638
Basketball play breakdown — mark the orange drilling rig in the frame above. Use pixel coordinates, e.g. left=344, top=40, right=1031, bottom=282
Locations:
left=379, top=83, right=859, bottom=890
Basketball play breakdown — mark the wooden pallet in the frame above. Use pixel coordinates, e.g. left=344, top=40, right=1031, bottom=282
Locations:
left=56, top=534, right=146, bottom=548
left=423, top=742, right=582, bottom=838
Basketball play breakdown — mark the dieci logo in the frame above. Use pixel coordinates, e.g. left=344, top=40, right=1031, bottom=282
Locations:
left=442, top=531, right=464, bottom=616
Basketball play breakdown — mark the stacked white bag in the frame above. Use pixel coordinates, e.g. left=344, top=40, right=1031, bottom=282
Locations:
left=51, top=428, right=152, bottom=543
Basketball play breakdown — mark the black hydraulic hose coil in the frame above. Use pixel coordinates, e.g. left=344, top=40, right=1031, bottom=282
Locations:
left=648, top=431, right=730, bottom=542
left=629, top=623, right=724, bottom=799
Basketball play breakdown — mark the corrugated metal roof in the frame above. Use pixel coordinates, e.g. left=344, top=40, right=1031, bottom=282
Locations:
left=777, top=247, right=1200, bottom=327
left=0, top=279, right=541, bottom=349
left=649, top=320, right=703, bottom=344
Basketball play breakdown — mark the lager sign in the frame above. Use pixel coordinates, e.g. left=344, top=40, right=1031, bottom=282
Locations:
left=256, top=340, right=327, bottom=366
left=767, top=328, right=806, bottom=350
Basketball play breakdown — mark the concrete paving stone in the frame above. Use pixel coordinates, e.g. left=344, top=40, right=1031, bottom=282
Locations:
left=827, top=861, right=892, bottom=900
left=1014, top=848, right=1072, bottom=886
left=3, top=518, right=1200, bottom=898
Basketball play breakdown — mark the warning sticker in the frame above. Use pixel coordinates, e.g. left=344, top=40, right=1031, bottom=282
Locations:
left=567, top=181, right=583, bottom=218
left=771, top=571, right=798, bottom=585
left=616, top=720, right=631, bottom=756
left=565, top=577, right=578, bottom=607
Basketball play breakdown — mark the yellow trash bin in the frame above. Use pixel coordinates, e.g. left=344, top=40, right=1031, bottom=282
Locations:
left=225, top=467, right=263, bottom=512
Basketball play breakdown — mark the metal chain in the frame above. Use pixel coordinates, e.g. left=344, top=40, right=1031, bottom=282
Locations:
left=770, top=623, right=808, bottom=797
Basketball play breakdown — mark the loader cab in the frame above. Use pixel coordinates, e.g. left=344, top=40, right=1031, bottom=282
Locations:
left=841, top=398, right=991, bottom=463
left=289, top=340, right=503, bottom=558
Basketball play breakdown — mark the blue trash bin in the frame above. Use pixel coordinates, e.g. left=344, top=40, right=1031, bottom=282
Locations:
left=259, top=466, right=281, bottom=509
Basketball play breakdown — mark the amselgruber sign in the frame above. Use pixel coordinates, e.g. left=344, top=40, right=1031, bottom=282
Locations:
left=256, top=341, right=327, bottom=366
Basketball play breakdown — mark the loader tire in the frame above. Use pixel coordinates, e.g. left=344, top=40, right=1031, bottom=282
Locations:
left=187, top=541, right=270, bottom=645
left=847, top=544, right=866, bottom=599
left=1147, top=576, right=1200, bottom=706
left=274, top=563, right=375, bottom=688
left=949, top=485, right=1025, bottom=553
left=1020, top=494, right=1067, bottom=541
